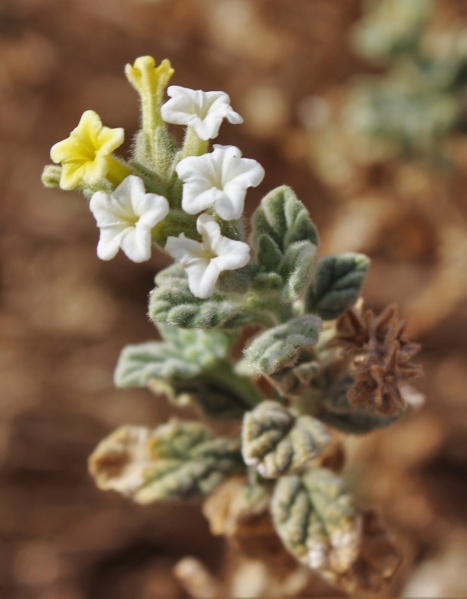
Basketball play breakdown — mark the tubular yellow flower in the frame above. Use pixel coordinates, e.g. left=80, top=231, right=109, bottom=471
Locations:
left=125, top=57, right=174, bottom=130
left=50, top=110, right=129, bottom=190
left=125, top=57, right=175, bottom=170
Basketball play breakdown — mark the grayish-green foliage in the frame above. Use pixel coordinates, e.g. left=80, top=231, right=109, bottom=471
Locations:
left=138, top=420, right=243, bottom=502
left=89, top=421, right=243, bottom=503
left=251, top=186, right=319, bottom=302
left=149, top=264, right=273, bottom=329
left=305, top=253, right=370, bottom=320
left=245, top=315, right=322, bottom=375
left=242, top=402, right=331, bottom=478
left=271, top=468, right=360, bottom=572
left=280, top=240, right=318, bottom=302
left=115, top=325, right=258, bottom=420
left=115, top=325, right=232, bottom=386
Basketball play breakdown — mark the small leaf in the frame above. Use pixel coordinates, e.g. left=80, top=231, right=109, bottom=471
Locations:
left=305, top=253, right=370, bottom=320
left=89, top=421, right=243, bottom=503
left=251, top=272, right=284, bottom=292
left=257, top=234, right=283, bottom=272
left=115, top=326, right=232, bottom=388
left=271, top=468, right=361, bottom=573
left=251, top=187, right=319, bottom=303
left=251, top=186, right=319, bottom=253
left=245, top=315, right=322, bottom=375
left=115, top=327, right=260, bottom=420
left=242, top=401, right=331, bottom=478
left=115, top=341, right=201, bottom=387
left=280, top=240, right=317, bottom=302
left=149, top=264, right=273, bottom=329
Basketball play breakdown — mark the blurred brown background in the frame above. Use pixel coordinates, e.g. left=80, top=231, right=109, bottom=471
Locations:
left=1, top=0, right=467, bottom=597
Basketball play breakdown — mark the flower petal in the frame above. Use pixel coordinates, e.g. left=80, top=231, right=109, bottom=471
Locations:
left=177, top=146, right=264, bottom=220
left=120, top=227, right=152, bottom=262
left=97, top=226, right=126, bottom=260
left=161, top=86, right=243, bottom=140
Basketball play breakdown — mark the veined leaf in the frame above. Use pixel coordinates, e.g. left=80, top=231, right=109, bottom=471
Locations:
left=251, top=186, right=319, bottom=302
left=272, top=468, right=361, bottom=573
left=89, top=421, right=243, bottom=503
left=149, top=264, right=273, bottom=329
left=242, top=401, right=331, bottom=478
left=305, top=253, right=370, bottom=320
left=245, top=315, right=322, bottom=375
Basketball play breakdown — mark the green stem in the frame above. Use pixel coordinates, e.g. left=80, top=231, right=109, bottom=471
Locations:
left=207, top=360, right=263, bottom=408
left=179, top=127, right=209, bottom=160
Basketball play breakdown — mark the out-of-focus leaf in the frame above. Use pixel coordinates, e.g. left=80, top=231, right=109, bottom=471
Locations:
left=89, top=421, right=243, bottom=503
left=245, top=315, right=322, bottom=375
left=242, top=401, right=331, bottom=478
left=271, top=468, right=361, bottom=573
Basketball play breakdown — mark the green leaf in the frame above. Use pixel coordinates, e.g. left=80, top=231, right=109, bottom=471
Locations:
left=149, top=264, right=274, bottom=329
left=305, top=253, right=370, bottom=320
left=242, top=401, right=331, bottom=478
left=245, top=315, right=322, bottom=375
left=115, top=326, right=261, bottom=420
left=251, top=272, right=284, bottom=292
left=252, top=186, right=319, bottom=253
left=251, top=186, right=319, bottom=302
left=257, top=234, right=283, bottom=272
left=115, top=326, right=232, bottom=387
left=271, top=468, right=361, bottom=573
left=89, top=421, right=243, bottom=503
left=280, top=240, right=317, bottom=302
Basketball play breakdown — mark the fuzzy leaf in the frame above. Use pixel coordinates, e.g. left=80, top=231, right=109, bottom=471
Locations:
left=149, top=264, right=272, bottom=329
left=251, top=272, right=284, bottom=292
left=242, top=401, right=331, bottom=478
left=115, top=326, right=232, bottom=387
left=271, top=468, right=361, bottom=573
left=305, top=253, right=370, bottom=320
left=257, top=234, right=283, bottom=272
left=280, top=240, right=317, bottom=302
left=252, top=186, right=319, bottom=253
left=251, top=186, right=319, bottom=302
left=245, top=315, right=322, bottom=375
left=89, top=421, right=243, bottom=503
left=115, top=326, right=259, bottom=420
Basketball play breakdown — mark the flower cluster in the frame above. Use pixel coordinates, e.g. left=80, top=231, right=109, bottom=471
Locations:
left=42, top=56, right=419, bottom=595
left=44, top=58, right=264, bottom=298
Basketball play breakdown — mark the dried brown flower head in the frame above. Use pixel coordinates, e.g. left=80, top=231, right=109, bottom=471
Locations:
left=331, top=303, right=423, bottom=416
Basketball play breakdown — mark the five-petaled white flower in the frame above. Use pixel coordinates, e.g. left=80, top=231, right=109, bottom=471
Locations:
left=90, top=175, right=169, bottom=263
left=176, top=145, right=265, bottom=221
left=165, top=214, right=250, bottom=299
left=161, top=86, right=243, bottom=140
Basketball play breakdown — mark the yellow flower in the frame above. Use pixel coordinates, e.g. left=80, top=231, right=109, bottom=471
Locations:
left=50, top=110, right=126, bottom=190
left=125, top=56, right=174, bottom=117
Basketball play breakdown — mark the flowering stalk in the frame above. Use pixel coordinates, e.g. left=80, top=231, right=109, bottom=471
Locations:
left=125, top=57, right=174, bottom=173
left=42, top=56, right=421, bottom=595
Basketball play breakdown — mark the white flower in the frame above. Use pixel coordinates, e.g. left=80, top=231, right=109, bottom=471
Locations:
left=89, top=175, right=169, bottom=263
left=165, top=214, right=250, bottom=299
left=161, top=86, right=243, bottom=140
left=176, top=145, right=265, bottom=221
